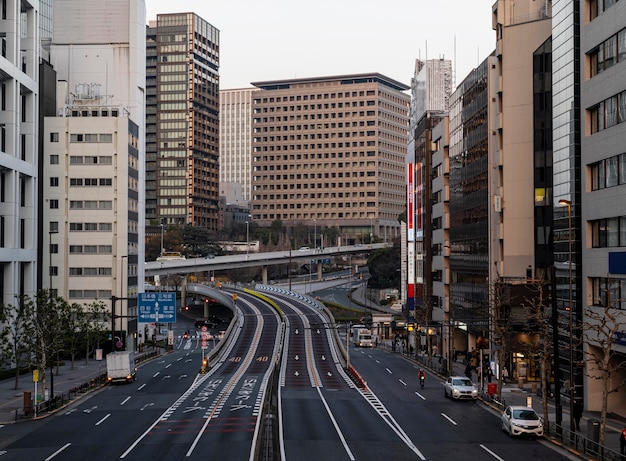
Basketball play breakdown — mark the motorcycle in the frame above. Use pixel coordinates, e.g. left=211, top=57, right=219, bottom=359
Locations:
left=419, top=374, right=425, bottom=389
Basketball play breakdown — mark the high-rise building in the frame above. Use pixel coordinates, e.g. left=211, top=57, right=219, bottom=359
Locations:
left=219, top=88, right=259, bottom=206
left=0, top=0, right=39, bottom=305
left=145, top=13, right=220, bottom=230
left=580, top=0, right=626, bottom=412
left=42, top=0, right=146, bottom=348
left=250, top=73, right=410, bottom=243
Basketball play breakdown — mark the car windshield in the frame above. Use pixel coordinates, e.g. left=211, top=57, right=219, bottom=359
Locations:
left=452, top=378, right=472, bottom=386
left=512, top=409, right=539, bottom=420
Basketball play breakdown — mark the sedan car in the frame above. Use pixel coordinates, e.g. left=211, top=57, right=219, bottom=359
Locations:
left=444, top=376, right=478, bottom=400
left=501, top=406, right=544, bottom=437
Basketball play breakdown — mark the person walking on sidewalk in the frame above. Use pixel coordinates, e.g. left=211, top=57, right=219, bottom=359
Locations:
left=573, top=400, right=583, bottom=431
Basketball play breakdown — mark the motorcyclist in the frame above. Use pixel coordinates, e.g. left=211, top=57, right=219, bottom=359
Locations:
left=418, top=368, right=426, bottom=387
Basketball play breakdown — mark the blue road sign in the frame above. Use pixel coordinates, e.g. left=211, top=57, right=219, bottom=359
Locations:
left=138, top=292, right=177, bottom=323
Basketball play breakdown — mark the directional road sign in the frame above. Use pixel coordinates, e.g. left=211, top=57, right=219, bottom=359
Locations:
left=138, top=292, right=177, bottom=323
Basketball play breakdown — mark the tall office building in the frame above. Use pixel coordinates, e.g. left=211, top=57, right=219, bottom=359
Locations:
left=0, top=0, right=39, bottom=305
left=408, top=58, right=452, bottom=136
left=145, top=13, right=220, bottom=230
left=42, top=0, right=146, bottom=348
left=250, top=73, right=410, bottom=242
left=219, top=88, right=259, bottom=206
left=580, top=0, right=626, bottom=413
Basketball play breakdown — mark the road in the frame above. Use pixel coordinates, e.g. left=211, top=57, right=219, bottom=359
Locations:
left=0, top=286, right=577, bottom=460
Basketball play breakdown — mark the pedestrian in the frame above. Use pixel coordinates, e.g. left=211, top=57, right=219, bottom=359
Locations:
left=486, top=366, right=493, bottom=383
left=502, top=366, right=509, bottom=383
left=573, top=400, right=583, bottom=431
left=620, top=426, right=626, bottom=455
left=465, top=364, right=473, bottom=381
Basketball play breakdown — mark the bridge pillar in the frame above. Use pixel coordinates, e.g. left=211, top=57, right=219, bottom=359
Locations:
left=316, top=260, right=323, bottom=281
left=262, top=265, right=268, bottom=284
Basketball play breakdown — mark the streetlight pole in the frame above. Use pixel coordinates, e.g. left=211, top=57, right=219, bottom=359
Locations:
left=246, top=218, right=250, bottom=258
left=559, top=199, right=574, bottom=435
left=314, top=219, right=317, bottom=251
left=160, top=221, right=164, bottom=258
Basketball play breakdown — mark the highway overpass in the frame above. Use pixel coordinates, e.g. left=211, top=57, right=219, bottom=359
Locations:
left=144, top=243, right=388, bottom=284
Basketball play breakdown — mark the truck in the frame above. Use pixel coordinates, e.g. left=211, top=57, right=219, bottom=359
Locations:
left=354, top=328, right=373, bottom=347
left=106, top=351, right=137, bottom=383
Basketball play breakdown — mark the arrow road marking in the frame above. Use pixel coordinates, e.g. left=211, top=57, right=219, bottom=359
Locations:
left=141, top=403, right=154, bottom=411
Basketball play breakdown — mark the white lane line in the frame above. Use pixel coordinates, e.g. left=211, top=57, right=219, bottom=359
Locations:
left=137, top=384, right=146, bottom=391
left=165, top=363, right=172, bottom=368
left=399, top=379, right=407, bottom=386
left=45, top=443, right=71, bottom=460
left=414, top=391, right=426, bottom=400
left=153, top=372, right=160, bottom=378
left=480, top=444, right=505, bottom=460
left=120, top=396, right=131, bottom=406
left=386, top=368, right=393, bottom=374
left=441, top=413, right=458, bottom=425
left=95, top=413, right=111, bottom=426
left=316, top=387, right=356, bottom=460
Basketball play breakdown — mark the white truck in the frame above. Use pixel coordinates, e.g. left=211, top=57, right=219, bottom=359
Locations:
left=106, top=351, right=137, bottom=383
left=354, top=328, right=373, bottom=347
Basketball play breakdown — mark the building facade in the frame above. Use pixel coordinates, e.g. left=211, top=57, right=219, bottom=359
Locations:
left=219, top=88, right=259, bottom=206
left=580, top=0, right=626, bottom=414
left=0, top=0, right=39, bottom=305
left=42, top=0, right=146, bottom=348
left=250, top=73, right=410, bottom=244
left=145, top=13, right=220, bottom=230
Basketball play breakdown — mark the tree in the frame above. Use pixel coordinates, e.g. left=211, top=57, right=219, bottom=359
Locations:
left=80, top=301, right=110, bottom=364
left=582, top=277, right=626, bottom=449
left=0, top=298, right=34, bottom=389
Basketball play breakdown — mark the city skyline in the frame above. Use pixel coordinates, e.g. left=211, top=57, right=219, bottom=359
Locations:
left=145, top=0, right=496, bottom=89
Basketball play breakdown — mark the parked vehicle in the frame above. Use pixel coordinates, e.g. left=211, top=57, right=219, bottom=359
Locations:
left=501, top=406, right=544, bottom=437
left=444, top=376, right=478, bottom=400
left=106, top=351, right=136, bottom=384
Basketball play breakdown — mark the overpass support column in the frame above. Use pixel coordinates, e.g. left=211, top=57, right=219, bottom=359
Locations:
left=317, top=260, right=323, bottom=281
left=262, top=265, right=268, bottom=284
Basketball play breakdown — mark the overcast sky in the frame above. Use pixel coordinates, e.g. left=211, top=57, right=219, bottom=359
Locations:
left=145, top=0, right=496, bottom=90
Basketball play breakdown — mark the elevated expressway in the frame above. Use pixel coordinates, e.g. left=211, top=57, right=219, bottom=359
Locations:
left=145, top=243, right=389, bottom=285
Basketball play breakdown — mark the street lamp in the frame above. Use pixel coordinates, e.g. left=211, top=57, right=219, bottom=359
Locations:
left=246, top=216, right=250, bottom=257
left=558, top=198, right=574, bottom=435
left=160, top=220, right=164, bottom=258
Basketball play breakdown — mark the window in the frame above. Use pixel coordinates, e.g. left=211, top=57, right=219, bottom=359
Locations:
left=50, top=177, right=59, bottom=187
left=49, top=199, right=59, bottom=209
left=50, top=155, right=59, bottom=164
left=50, top=132, right=59, bottom=142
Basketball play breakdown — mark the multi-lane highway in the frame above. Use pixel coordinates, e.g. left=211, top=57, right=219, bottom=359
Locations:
left=0, top=286, right=575, bottom=461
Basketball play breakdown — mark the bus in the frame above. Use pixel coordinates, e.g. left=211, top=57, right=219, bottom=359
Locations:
left=156, top=251, right=186, bottom=261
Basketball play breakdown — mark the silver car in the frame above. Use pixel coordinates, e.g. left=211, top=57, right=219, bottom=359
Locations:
left=501, top=406, right=544, bottom=437
left=444, top=376, right=478, bottom=400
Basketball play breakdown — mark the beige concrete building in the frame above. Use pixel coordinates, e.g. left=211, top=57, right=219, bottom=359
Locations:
left=250, top=73, right=410, bottom=244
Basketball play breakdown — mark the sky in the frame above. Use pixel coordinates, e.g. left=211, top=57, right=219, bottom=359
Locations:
left=145, top=0, right=497, bottom=90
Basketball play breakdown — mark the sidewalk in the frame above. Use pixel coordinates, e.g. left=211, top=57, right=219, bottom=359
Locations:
left=0, top=350, right=160, bottom=425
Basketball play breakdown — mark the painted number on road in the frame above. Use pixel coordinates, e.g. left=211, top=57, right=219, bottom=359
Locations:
left=256, top=356, right=268, bottom=362
left=230, top=356, right=241, bottom=362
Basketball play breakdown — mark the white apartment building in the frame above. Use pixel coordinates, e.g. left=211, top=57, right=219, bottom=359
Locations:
left=42, top=0, right=146, bottom=348
left=0, top=0, right=39, bottom=305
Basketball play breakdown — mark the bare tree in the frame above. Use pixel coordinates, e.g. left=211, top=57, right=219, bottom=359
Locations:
left=582, top=277, right=626, bottom=449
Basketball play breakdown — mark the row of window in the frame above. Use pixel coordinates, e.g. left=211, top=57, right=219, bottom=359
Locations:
left=589, top=27, right=626, bottom=76
left=69, top=200, right=113, bottom=210
left=589, top=89, right=626, bottom=133
left=69, top=223, right=113, bottom=231
left=590, top=152, right=626, bottom=190
left=69, top=245, right=112, bottom=253
left=50, top=133, right=114, bottom=143
left=591, top=277, right=626, bottom=308
left=589, top=0, right=620, bottom=21
left=69, top=267, right=112, bottom=276
left=69, top=290, right=112, bottom=299
left=591, top=216, right=626, bottom=247
left=254, top=90, right=376, bottom=104
left=70, top=156, right=113, bottom=165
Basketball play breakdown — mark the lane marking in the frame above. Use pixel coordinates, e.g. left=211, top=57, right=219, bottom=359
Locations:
left=95, top=414, right=111, bottom=426
left=441, top=413, right=457, bottom=425
left=137, top=384, right=146, bottom=391
left=480, top=444, right=505, bottom=460
left=399, top=379, right=407, bottom=386
left=386, top=368, right=392, bottom=374
left=45, top=443, right=71, bottom=461
left=414, top=391, right=426, bottom=400
left=120, top=396, right=131, bottom=406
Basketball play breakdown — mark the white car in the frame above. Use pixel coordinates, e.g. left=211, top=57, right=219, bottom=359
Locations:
left=501, top=406, right=544, bottom=437
left=444, top=376, right=478, bottom=400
